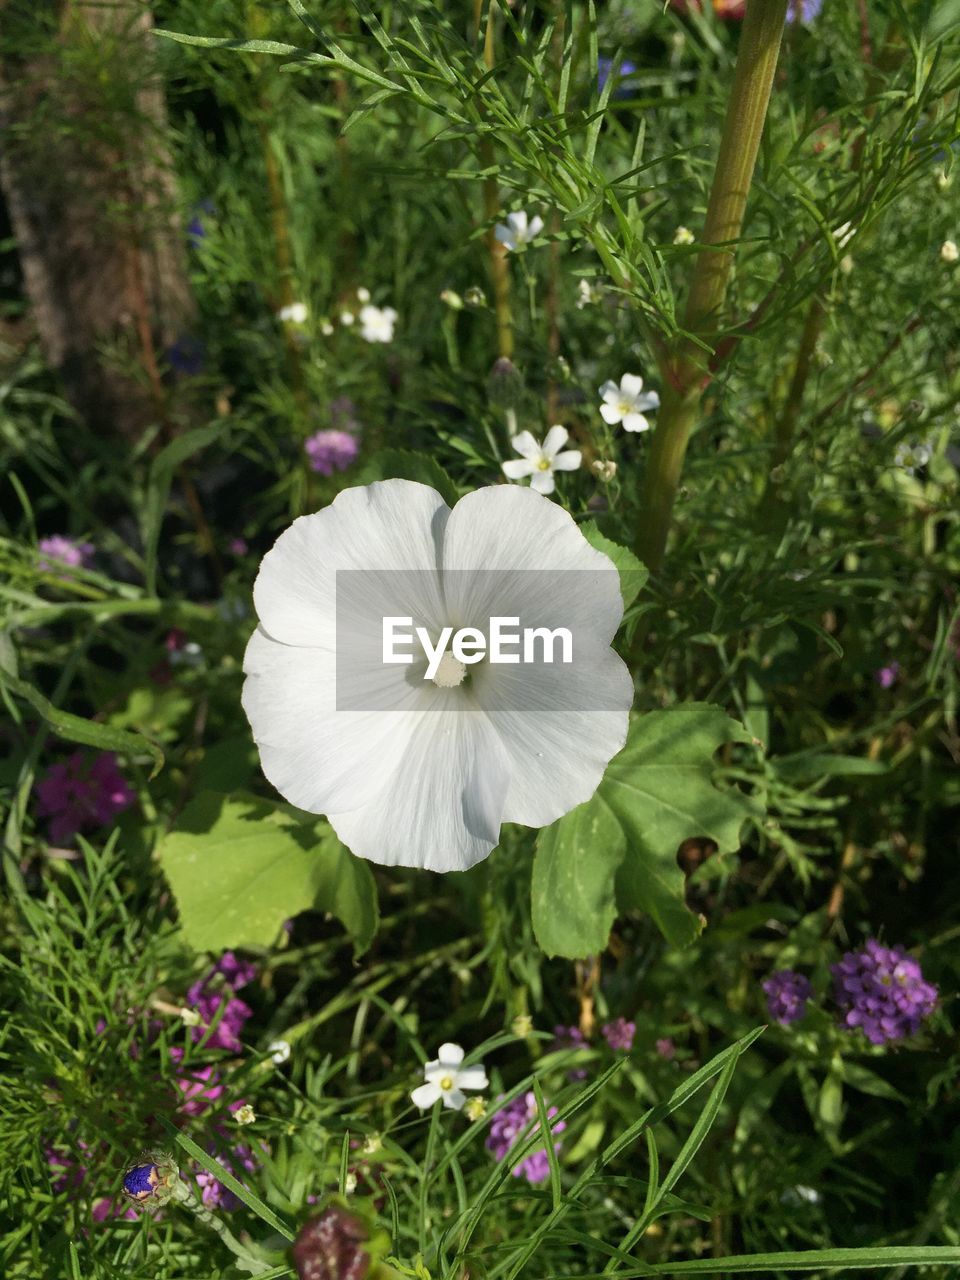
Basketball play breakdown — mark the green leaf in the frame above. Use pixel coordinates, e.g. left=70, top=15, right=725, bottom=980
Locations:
left=159, top=792, right=378, bottom=955
left=0, top=668, right=163, bottom=778
left=580, top=522, right=648, bottom=608
left=608, top=705, right=758, bottom=947
left=144, top=424, right=222, bottom=596
left=531, top=705, right=758, bottom=956
left=532, top=797, right=626, bottom=957
left=356, top=448, right=459, bottom=508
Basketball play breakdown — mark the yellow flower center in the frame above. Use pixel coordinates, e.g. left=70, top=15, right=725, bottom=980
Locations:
left=439, top=1075, right=454, bottom=1091
left=536, top=457, right=551, bottom=471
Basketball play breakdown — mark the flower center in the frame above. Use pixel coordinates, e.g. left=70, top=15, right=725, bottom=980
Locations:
left=618, top=399, right=633, bottom=415
left=432, top=652, right=467, bottom=688
left=439, top=1075, right=454, bottom=1091
left=536, top=457, right=551, bottom=471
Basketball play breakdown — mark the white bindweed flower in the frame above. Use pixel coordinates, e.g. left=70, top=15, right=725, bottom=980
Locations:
left=278, top=302, right=308, bottom=325
left=411, top=1043, right=488, bottom=1111
left=359, top=304, right=397, bottom=343
left=599, top=374, right=660, bottom=434
left=242, top=480, right=632, bottom=871
left=501, top=425, right=581, bottom=496
left=495, top=210, right=544, bottom=251
left=673, top=226, right=695, bottom=245
left=269, top=1038, right=291, bottom=1065
left=894, top=441, right=932, bottom=475
left=940, top=239, right=958, bottom=263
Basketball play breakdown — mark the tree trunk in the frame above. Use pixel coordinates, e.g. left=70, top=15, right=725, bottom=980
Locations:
left=0, top=0, right=194, bottom=439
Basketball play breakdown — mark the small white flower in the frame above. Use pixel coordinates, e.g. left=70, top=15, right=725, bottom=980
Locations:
left=833, top=222, right=856, bottom=250
left=894, top=441, right=932, bottom=475
left=269, top=1038, right=291, bottom=1065
left=361, top=1134, right=382, bottom=1156
left=278, top=302, right=308, bottom=325
left=344, top=1172, right=358, bottom=1195
left=673, top=226, right=695, bottom=246
left=494, top=210, right=544, bottom=252
left=598, top=374, right=660, bottom=434
left=576, top=279, right=599, bottom=309
left=359, top=304, right=397, bottom=343
left=320, top=319, right=335, bottom=336
left=465, top=1096, right=487, bottom=1121
left=235, top=1104, right=256, bottom=1126
left=411, top=1043, right=488, bottom=1111
left=502, top=425, right=581, bottom=496
left=356, top=286, right=371, bottom=303
left=592, top=459, right=617, bottom=482
left=180, top=1007, right=202, bottom=1027
left=169, top=641, right=203, bottom=668
left=940, top=239, right=958, bottom=263
left=339, top=310, right=355, bottom=326
left=839, top=254, right=854, bottom=275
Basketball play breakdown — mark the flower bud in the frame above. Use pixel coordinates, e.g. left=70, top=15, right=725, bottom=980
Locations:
left=592, top=459, right=617, bottom=482
left=464, top=285, right=487, bottom=308
left=486, top=357, right=524, bottom=410
left=291, top=1201, right=394, bottom=1280
left=439, top=288, right=464, bottom=310
left=122, top=1151, right=180, bottom=1207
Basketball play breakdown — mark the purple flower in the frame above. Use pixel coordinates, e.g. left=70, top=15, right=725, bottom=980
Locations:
left=167, top=335, right=205, bottom=377
left=38, top=535, right=94, bottom=574
left=35, top=752, right=135, bottom=844
left=185, top=954, right=255, bottom=1053
left=551, top=1024, right=587, bottom=1079
left=229, top=537, right=249, bottom=556
left=304, top=429, right=360, bottom=476
left=875, top=662, right=901, bottom=689
left=486, top=1092, right=566, bottom=1184
left=832, top=939, right=938, bottom=1045
left=597, top=56, right=639, bottom=98
left=195, top=1143, right=258, bottom=1210
left=655, top=1037, right=676, bottom=1060
left=187, top=198, right=216, bottom=246
left=763, top=970, right=813, bottom=1026
left=787, top=0, right=823, bottom=20
left=601, top=1017, right=636, bottom=1052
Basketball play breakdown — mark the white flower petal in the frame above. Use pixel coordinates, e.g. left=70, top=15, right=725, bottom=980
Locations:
left=456, top=1065, right=488, bottom=1090
left=411, top=1082, right=441, bottom=1109
left=530, top=470, right=556, bottom=495
left=599, top=381, right=620, bottom=401
left=442, top=1087, right=466, bottom=1111
left=621, top=413, right=650, bottom=434
left=511, top=431, right=542, bottom=460
left=502, top=459, right=537, bottom=480
left=494, top=224, right=516, bottom=250
left=552, top=450, right=582, bottom=472
left=527, top=215, right=544, bottom=239
left=326, top=705, right=510, bottom=871
left=541, top=425, right=569, bottom=458
left=620, top=373, right=645, bottom=400
left=508, top=211, right=528, bottom=237
left=438, top=1043, right=465, bottom=1067
left=636, top=391, right=661, bottom=412
left=242, top=628, right=425, bottom=814
left=252, top=480, right=449, bottom=648
left=600, top=403, right=624, bottom=425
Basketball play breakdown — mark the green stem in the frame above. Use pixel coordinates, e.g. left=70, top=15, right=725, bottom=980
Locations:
left=478, top=6, right=513, bottom=360
left=637, top=0, right=788, bottom=571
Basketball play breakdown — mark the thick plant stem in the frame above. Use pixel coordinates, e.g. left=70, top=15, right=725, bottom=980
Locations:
left=637, top=0, right=788, bottom=572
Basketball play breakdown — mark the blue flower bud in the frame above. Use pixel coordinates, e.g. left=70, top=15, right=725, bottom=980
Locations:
left=122, top=1162, right=160, bottom=1201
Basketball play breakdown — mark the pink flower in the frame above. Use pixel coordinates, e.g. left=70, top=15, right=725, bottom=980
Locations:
left=35, top=752, right=135, bottom=844
left=655, top=1037, right=676, bottom=1060
left=304, top=429, right=359, bottom=476
left=38, top=535, right=94, bottom=573
left=229, top=537, right=249, bottom=556
left=602, top=1017, right=636, bottom=1052
left=184, top=954, right=256, bottom=1052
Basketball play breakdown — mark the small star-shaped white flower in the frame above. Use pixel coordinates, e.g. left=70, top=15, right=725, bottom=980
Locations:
left=411, top=1042, right=488, bottom=1111
left=278, top=302, right=308, bottom=324
left=359, top=304, right=397, bottom=343
left=598, top=374, right=660, bottom=434
left=494, top=210, right=544, bottom=251
left=502, top=425, right=581, bottom=495
left=894, top=441, right=932, bottom=475
left=940, top=239, right=958, bottom=264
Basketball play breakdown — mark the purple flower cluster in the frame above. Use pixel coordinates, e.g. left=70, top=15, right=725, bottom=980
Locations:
left=763, top=970, right=813, bottom=1026
left=187, top=951, right=256, bottom=1053
left=832, top=940, right=938, bottom=1045
left=601, top=1017, right=636, bottom=1052
left=304, top=429, right=359, bottom=476
left=35, top=752, right=135, bottom=844
left=486, top=1091, right=566, bottom=1184
left=38, top=535, right=94, bottom=574
left=875, top=661, right=901, bottom=689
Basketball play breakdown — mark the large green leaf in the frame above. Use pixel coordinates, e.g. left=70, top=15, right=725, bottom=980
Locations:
left=580, top=521, right=648, bottom=608
left=532, top=704, right=758, bottom=957
left=159, top=792, right=378, bottom=955
left=531, top=795, right=625, bottom=957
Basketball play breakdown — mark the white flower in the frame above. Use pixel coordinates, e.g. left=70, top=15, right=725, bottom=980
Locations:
left=411, top=1043, right=488, bottom=1111
left=494, top=210, right=544, bottom=251
left=278, top=302, right=308, bottom=324
left=242, top=480, right=632, bottom=871
left=576, top=279, right=599, bottom=309
left=339, top=310, right=355, bottom=326
left=894, top=441, right=932, bottom=475
left=359, top=304, right=397, bottom=343
left=940, top=239, right=958, bottom=263
left=234, top=1104, right=256, bottom=1125
left=592, top=459, right=617, bottom=482
left=673, top=226, right=695, bottom=245
left=599, top=374, right=660, bottom=434
left=501, top=425, right=581, bottom=496
left=269, top=1038, right=291, bottom=1065
left=833, top=222, right=856, bottom=250
left=321, top=319, right=335, bottom=336
left=356, top=286, right=371, bottom=303
left=344, top=1172, right=358, bottom=1194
